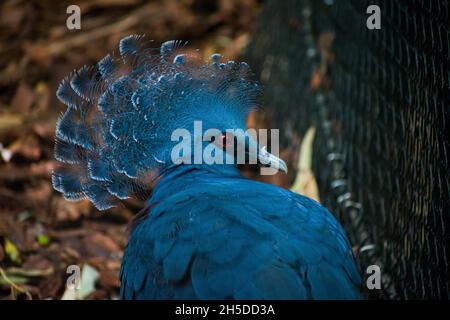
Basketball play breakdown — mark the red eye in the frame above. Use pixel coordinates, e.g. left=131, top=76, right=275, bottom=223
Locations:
left=221, top=134, right=228, bottom=147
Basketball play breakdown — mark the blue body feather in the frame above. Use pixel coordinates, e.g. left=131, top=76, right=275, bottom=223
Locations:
left=53, top=35, right=361, bottom=299
left=120, top=165, right=361, bottom=299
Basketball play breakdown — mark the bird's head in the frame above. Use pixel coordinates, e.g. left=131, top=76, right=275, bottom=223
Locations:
left=52, top=35, right=287, bottom=210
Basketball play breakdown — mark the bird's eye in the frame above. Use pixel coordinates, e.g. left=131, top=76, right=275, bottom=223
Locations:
left=221, top=134, right=227, bottom=147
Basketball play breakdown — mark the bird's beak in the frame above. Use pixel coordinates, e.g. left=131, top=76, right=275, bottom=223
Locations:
left=256, top=145, right=288, bottom=173
left=242, top=134, right=288, bottom=174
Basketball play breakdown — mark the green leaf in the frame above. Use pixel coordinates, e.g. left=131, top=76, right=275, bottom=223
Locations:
left=37, top=234, right=50, bottom=246
left=4, top=238, right=21, bottom=264
left=0, top=274, right=29, bottom=285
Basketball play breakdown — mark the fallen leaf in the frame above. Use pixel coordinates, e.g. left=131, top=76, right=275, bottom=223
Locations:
left=22, top=254, right=54, bottom=272
left=60, top=287, right=77, bottom=300
left=0, top=273, right=28, bottom=285
left=8, top=134, right=42, bottom=161
left=0, top=114, right=23, bottom=131
left=4, top=238, right=21, bottom=265
left=52, top=197, right=91, bottom=222
left=84, top=289, right=109, bottom=300
left=3, top=266, right=54, bottom=278
left=0, top=143, right=13, bottom=162
left=10, top=82, right=36, bottom=114
left=0, top=267, right=32, bottom=299
left=0, top=244, right=4, bottom=261
left=17, top=210, right=32, bottom=223
left=34, top=81, right=50, bottom=114
left=39, top=273, right=63, bottom=299
left=0, top=2, right=25, bottom=34
left=61, top=264, right=100, bottom=300
left=82, top=232, right=120, bottom=258
left=36, top=234, right=51, bottom=246
left=99, top=269, right=120, bottom=289
left=62, top=246, right=81, bottom=260
left=78, top=264, right=100, bottom=299
left=290, top=127, right=320, bottom=202
left=26, top=181, right=53, bottom=206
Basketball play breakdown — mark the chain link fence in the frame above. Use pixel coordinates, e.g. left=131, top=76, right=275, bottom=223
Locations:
left=246, top=0, right=450, bottom=299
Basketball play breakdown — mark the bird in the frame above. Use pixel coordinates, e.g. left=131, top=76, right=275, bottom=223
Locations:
left=52, top=35, right=361, bottom=299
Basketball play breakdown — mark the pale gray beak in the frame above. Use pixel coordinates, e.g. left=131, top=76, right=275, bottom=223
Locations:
left=257, top=145, right=288, bottom=173
left=240, top=135, right=288, bottom=174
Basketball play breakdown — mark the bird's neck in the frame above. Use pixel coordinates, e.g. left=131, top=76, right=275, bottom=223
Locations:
left=149, top=163, right=241, bottom=202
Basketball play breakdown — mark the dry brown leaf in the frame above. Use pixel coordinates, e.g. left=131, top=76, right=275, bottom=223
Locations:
left=0, top=2, right=25, bottom=34
left=0, top=114, right=23, bottom=131
left=99, top=268, right=120, bottom=289
left=10, top=82, right=36, bottom=114
left=8, top=134, right=42, bottom=161
left=22, top=254, right=54, bottom=272
left=0, top=244, right=5, bottom=262
left=51, top=195, right=91, bottom=222
left=82, top=232, right=120, bottom=258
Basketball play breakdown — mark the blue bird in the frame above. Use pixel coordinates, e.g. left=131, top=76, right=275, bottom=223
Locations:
left=52, top=35, right=361, bottom=299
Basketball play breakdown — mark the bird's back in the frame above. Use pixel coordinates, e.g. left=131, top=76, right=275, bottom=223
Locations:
left=120, top=165, right=361, bottom=299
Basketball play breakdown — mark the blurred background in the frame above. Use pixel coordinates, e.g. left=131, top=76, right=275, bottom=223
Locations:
left=0, top=0, right=449, bottom=300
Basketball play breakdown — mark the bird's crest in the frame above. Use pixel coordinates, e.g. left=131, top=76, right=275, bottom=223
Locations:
left=52, top=35, right=261, bottom=210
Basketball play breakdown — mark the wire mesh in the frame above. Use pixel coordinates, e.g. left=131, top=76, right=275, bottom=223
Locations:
left=246, top=0, right=450, bottom=299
